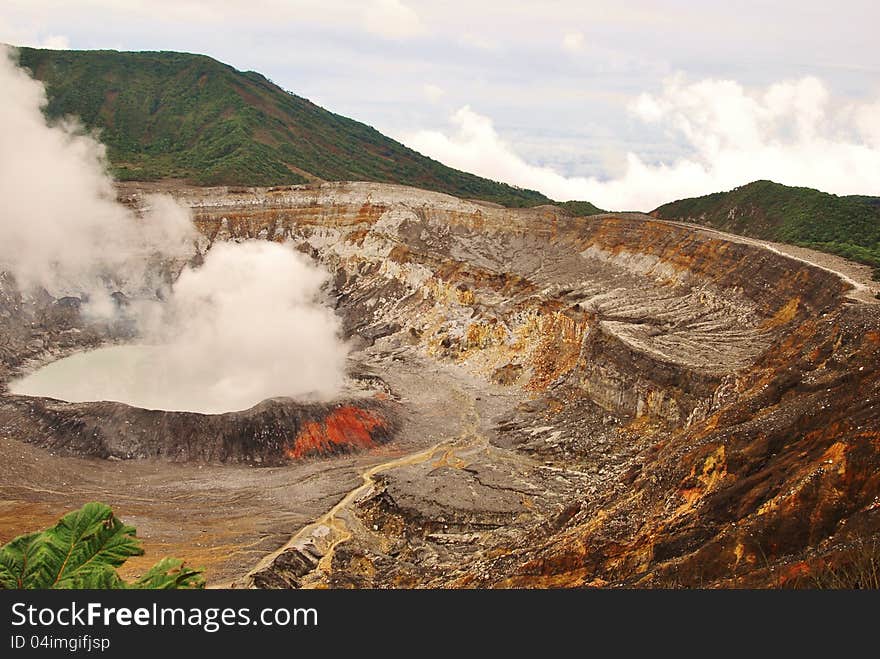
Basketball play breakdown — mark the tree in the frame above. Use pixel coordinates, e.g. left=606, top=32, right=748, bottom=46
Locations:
left=0, top=502, right=205, bottom=589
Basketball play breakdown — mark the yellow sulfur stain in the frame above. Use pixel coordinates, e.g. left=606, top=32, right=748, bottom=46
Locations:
left=761, top=297, right=800, bottom=329
left=677, top=445, right=727, bottom=511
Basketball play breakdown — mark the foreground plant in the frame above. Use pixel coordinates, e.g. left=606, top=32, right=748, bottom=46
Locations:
left=807, top=538, right=880, bottom=589
left=0, top=502, right=205, bottom=589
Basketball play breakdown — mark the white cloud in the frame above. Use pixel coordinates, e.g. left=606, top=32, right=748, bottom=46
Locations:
left=406, top=105, right=568, bottom=195
left=36, top=34, right=69, bottom=49
left=4, top=3, right=880, bottom=211
left=0, top=16, right=70, bottom=50
left=422, top=83, right=445, bottom=102
left=363, top=0, right=425, bottom=40
left=854, top=100, right=880, bottom=149
left=403, top=76, right=880, bottom=210
left=562, top=31, right=585, bottom=53
left=3, top=0, right=425, bottom=41
left=459, top=31, right=499, bottom=51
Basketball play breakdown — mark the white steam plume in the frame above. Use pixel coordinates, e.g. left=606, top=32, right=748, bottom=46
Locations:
left=0, top=46, right=195, bottom=302
left=2, top=46, right=349, bottom=411
left=14, top=242, right=348, bottom=413
left=148, top=241, right=348, bottom=412
left=404, top=76, right=880, bottom=210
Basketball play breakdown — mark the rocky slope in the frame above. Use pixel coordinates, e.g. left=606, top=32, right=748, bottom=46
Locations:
left=2, top=180, right=879, bottom=587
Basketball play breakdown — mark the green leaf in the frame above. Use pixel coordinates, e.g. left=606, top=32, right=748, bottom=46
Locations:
left=0, top=532, right=42, bottom=589
left=59, top=567, right=126, bottom=590
left=130, top=558, right=206, bottom=589
left=30, top=502, right=144, bottom=588
left=0, top=502, right=205, bottom=589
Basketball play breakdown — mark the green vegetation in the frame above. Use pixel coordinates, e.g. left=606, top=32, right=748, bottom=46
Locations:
left=653, top=180, right=880, bottom=278
left=0, top=502, right=204, bottom=589
left=557, top=200, right=605, bottom=217
left=16, top=47, right=554, bottom=207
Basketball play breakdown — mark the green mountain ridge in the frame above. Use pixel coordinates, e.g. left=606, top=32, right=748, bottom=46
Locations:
left=652, top=180, right=880, bottom=279
left=16, top=46, right=602, bottom=210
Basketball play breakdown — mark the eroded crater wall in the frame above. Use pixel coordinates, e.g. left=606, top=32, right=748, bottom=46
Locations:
left=4, top=181, right=876, bottom=588
left=173, top=182, right=849, bottom=426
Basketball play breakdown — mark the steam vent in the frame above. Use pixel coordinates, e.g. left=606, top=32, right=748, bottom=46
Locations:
left=2, top=181, right=880, bottom=588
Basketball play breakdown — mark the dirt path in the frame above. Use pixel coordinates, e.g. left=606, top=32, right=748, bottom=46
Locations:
left=242, top=438, right=459, bottom=585
left=244, top=372, right=494, bottom=587
left=0, top=348, right=522, bottom=586
left=659, top=217, right=880, bottom=304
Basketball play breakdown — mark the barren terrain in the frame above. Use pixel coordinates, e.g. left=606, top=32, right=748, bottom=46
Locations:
left=2, top=181, right=879, bottom=588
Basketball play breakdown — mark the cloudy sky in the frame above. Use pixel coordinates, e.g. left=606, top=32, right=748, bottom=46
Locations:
left=2, top=1, right=879, bottom=209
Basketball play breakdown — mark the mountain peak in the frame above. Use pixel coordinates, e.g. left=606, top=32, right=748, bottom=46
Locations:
left=16, top=46, right=555, bottom=207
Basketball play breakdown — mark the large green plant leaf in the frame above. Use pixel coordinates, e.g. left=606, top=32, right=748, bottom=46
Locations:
left=30, top=502, right=144, bottom=588
left=0, top=502, right=205, bottom=589
left=0, top=532, right=42, bottom=589
left=130, top=557, right=206, bottom=589
left=60, top=567, right=126, bottom=590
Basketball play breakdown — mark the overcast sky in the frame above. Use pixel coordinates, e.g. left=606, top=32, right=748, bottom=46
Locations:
left=3, top=1, right=880, bottom=209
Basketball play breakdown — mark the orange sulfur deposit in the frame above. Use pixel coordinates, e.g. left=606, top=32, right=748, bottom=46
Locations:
left=286, top=406, right=390, bottom=460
